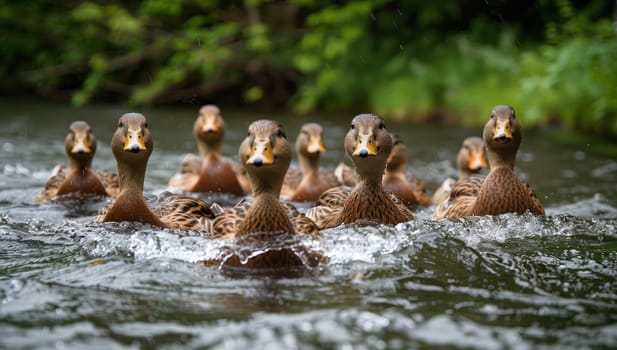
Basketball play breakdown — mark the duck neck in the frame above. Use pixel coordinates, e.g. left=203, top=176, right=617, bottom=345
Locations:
left=250, top=170, right=284, bottom=198
left=458, top=167, right=471, bottom=180
left=385, top=162, right=405, bottom=176
left=299, top=153, right=320, bottom=177
left=197, top=139, right=221, bottom=161
left=252, top=191, right=281, bottom=207
left=67, top=155, right=92, bottom=172
left=356, top=179, right=383, bottom=193
left=487, top=148, right=516, bottom=171
left=356, top=167, right=384, bottom=188
left=117, top=159, right=146, bottom=195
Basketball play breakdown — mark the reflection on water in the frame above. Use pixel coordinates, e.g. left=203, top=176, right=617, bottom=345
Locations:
left=1, top=100, right=616, bottom=349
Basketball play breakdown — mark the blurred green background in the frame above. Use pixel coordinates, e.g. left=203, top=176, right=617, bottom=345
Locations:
left=1, top=0, right=616, bottom=137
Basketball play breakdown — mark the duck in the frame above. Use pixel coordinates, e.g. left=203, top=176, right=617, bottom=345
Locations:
left=430, top=136, right=488, bottom=206
left=432, top=105, right=545, bottom=219
left=280, top=123, right=340, bottom=202
left=334, top=133, right=430, bottom=207
left=168, top=105, right=250, bottom=196
left=209, top=120, right=321, bottom=270
left=97, top=113, right=216, bottom=230
left=306, top=114, right=415, bottom=229
left=382, top=134, right=431, bottom=207
left=35, top=121, right=118, bottom=202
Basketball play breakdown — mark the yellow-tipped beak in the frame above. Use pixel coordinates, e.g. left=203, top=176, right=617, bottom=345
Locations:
left=307, top=136, right=326, bottom=154
left=493, top=119, right=512, bottom=143
left=468, top=150, right=488, bottom=171
left=71, top=136, right=92, bottom=154
left=246, top=139, right=275, bottom=166
left=123, top=128, right=147, bottom=153
left=201, top=115, right=219, bottom=133
left=352, top=133, right=378, bottom=157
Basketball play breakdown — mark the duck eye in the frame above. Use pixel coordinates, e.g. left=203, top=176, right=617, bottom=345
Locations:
left=379, top=122, right=385, bottom=129
left=118, top=122, right=124, bottom=128
left=277, top=129, right=286, bottom=139
left=144, top=122, right=148, bottom=128
left=350, top=123, right=355, bottom=129
left=490, top=113, right=495, bottom=119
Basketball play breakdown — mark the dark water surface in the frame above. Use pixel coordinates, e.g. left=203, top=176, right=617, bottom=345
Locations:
left=1, top=100, right=616, bottom=349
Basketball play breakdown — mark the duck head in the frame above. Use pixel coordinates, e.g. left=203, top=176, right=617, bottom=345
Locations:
left=296, top=123, right=326, bottom=173
left=239, top=120, right=291, bottom=196
left=296, top=123, right=326, bottom=158
left=483, top=105, right=522, bottom=169
left=65, top=121, right=97, bottom=169
left=456, top=136, right=488, bottom=178
left=345, top=114, right=392, bottom=183
left=194, top=105, right=224, bottom=152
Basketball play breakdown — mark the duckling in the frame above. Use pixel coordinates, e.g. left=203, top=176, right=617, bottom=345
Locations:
left=280, top=123, right=340, bottom=202
left=168, top=105, right=250, bottom=195
left=382, top=134, right=431, bottom=207
left=430, top=136, right=488, bottom=205
left=97, top=113, right=216, bottom=230
left=306, top=114, right=415, bottom=229
left=35, top=121, right=118, bottom=202
left=210, top=120, right=321, bottom=270
left=433, top=106, right=544, bottom=219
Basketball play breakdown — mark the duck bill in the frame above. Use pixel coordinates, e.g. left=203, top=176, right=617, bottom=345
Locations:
left=468, top=150, right=488, bottom=171
left=246, top=139, right=275, bottom=166
left=123, top=128, right=147, bottom=152
left=201, top=115, right=220, bottom=133
left=71, top=135, right=92, bottom=154
left=307, top=136, right=326, bottom=154
left=352, top=133, right=378, bottom=157
left=493, top=119, right=512, bottom=143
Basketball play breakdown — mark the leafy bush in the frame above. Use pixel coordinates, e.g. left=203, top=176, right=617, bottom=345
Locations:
left=1, top=0, right=615, bottom=137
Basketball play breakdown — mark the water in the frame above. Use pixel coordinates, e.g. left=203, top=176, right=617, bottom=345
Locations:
left=1, top=99, right=616, bottom=349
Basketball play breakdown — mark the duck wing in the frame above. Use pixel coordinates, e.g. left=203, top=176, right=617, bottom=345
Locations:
left=433, top=175, right=484, bottom=219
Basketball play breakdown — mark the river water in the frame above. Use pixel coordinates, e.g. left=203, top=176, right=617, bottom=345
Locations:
left=1, top=99, right=616, bottom=349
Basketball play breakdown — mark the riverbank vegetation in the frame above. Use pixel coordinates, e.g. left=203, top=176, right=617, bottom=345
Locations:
left=1, top=0, right=615, bottom=137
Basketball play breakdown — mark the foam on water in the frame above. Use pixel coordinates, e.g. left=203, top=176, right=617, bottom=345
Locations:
left=2, top=103, right=617, bottom=349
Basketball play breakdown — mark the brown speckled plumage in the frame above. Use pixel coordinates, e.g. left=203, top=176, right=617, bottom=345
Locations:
left=334, top=134, right=429, bottom=207
left=97, top=113, right=214, bottom=230
left=35, top=121, right=118, bottom=202
left=210, top=120, right=321, bottom=270
left=432, top=175, right=483, bottom=219
left=431, top=136, right=488, bottom=206
left=433, top=106, right=544, bottom=219
left=168, top=105, right=250, bottom=195
left=307, top=114, right=415, bottom=229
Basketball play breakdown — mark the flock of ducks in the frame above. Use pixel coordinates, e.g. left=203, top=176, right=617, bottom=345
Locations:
left=36, top=104, right=544, bottom=272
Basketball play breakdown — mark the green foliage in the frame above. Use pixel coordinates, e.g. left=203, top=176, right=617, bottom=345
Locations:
left=1, top=0, right=615, bottom=137
left=289, top=0, right=617, bottom=136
